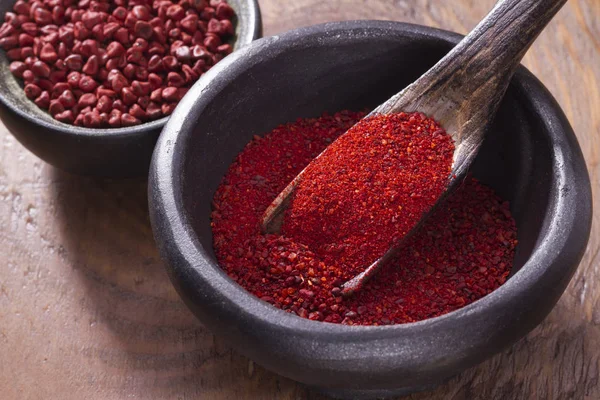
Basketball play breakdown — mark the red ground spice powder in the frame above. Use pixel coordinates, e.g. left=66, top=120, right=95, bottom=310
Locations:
left=211, top=111, right=518, bottom=325
left=282, top=112, right=455, bottom=276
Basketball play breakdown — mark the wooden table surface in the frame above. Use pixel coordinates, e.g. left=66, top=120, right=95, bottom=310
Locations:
left=1, top=1, right=598, bottom=399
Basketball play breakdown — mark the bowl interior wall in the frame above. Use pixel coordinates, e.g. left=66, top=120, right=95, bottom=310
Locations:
left=182, top=34, right=552, bottom=282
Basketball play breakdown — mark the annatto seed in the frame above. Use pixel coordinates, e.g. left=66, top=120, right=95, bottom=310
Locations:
left=31, top=60, right=51, bottom=77
left=58, top=90, right=76, bottom=108
left=34, top=91, right=50, bottom=108
left=0, top=0, right=236, bottom=127
left=9, top=61, right=26, bottom=77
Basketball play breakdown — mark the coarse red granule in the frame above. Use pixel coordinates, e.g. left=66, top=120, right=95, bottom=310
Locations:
left=211, top=111, right=518, bottom=325
left=282, top=112, right=455, bottom=277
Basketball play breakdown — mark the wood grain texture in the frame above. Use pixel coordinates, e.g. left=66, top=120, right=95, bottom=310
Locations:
left=0, top=1, right=598, bottom=399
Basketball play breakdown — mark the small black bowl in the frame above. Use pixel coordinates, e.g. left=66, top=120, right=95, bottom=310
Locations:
left=148, top=21, right=592, bottom=399
left=0, top=0, right=261, bottom=177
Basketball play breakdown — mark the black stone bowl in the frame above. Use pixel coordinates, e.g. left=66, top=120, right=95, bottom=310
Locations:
left=0, top=0, right=261, bottom=177
left=148, top=21, right=592, bottom=399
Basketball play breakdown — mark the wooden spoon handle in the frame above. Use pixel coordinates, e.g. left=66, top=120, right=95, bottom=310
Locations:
left=377, top=0, right=567, bottom=116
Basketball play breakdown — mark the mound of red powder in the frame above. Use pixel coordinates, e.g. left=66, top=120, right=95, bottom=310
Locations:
left=211, top=111, right=517, bottom=325
left=282, top=112, right=455, bottom=276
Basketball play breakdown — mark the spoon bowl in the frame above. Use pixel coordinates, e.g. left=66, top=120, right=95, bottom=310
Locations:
left=149, top=21, right=591, bottom=399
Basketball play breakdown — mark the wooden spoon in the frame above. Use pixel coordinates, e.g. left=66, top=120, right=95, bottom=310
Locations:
left=261, top=0, right=567, bottom=296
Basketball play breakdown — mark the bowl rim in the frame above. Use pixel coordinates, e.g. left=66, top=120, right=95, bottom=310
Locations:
left=0, top=0, right=262, bottom=137
left=149, top=19, right=591, bottom=373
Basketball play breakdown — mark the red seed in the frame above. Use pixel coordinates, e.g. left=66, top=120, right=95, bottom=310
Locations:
left=0, top=34, right=18, bottom=49
left=126, top=48, right=142, bottom=63
left=122, top=63, right=136, bottom=79
left=21, top=47, right=34, bottom=59
left=120, top=113, right=140, bottom=126
left=31, top=60, right=51, bottom=78
left=82, top=11, right=102, bottom=29
left=6, top=47, right=21, bottom=60
left=166, top=5, right=185, bottom=20
left=96, top=87, right=116, bottom=98
left=80, top=39, right=98, bottom=57
left=192, top=45, right=209, bottom=59
left=58, top=90, right=76, bottom=107
left=51, top=82, right=70, bottom=98
left=161, top=86, right=179, bottom=102
left=105, top=41, right=125, bottom=58
left=34, top=9, right=53, bottom=25
left=18, top=33, right=34, bottom=47
left=66, top=71, right=81, bottom=88
left=134, top=20, right=153, bottom=39
left=203, top=33, right=221, bottom=51
left=78, top=93, right=97, bottom=107
left=147, top=73, right=163, bottom=89
left=39, top=43, right=58, bottom=63
left=121, top=87, right=137, bottom=105
left=131, top=80, right=151, bottom=96
left=103, top=22, right=120, bottom=38
left=168, top=28, right=181, bottom=39
left=132, top=5, right=151, bottom=21
left=167, top=72, right=185, bottom=87
left=124, top=13, right=138, bottom=29
left=161, top=102, right=176, bottom=115
left=146, top=101, right=162, bottom=118
left=147, top=54, right=163, bottom=72
left=192, top=0, right=208, bottom=12
left=137, top=95, right=150, bottom=109
left=22, top=70, right=36, bottom=83
left=133, top=38, right=149, bottom=52
left=129, top=103, right=147, bottom=120
left=79, top=75, right=97, bottom=92
left=54, top=109, right=74, bottom=123
left=57, top=43, right=67, bottom=59
left=91, top=24, right=104, bottom=42
left=113, top=27, right=129, bottom=44
left=37, top=79, right=53, bottom=91
left=9, top=61, right=27, bottom=77
left=175, top=45, right=191, bottom=61
left=150, top=88, right=162, bottom=102
left=207, top=18, right=222, bottom=34
left=162, top=55, right=178, bottom=70
left=24, top=56, right=38, bottom=69
left=83, top=111, right=102, bottom=127
left=96, top=94, right=112, bottom=113
left=64, top=54, right=83, bottom=70
left=112, top=7, right=127, bottom=21
left=52, top=5, right=65, bottom=24
left=58, top=26, right=74, bottom=45
left=107, top=71, right=128, bottom=92
left=215, top=3, right=234, bottom=20
left=181, top=64, right=198, bottom=83
left=200, top=7, right=215, bottom=20
left=108, top=109, right=122, bottom=127
left=13, top=1, right=30, bottom=15
left=82, top=55, right=99, bottom=76
left=48, top=99, right=65, bottom=116
left=34, top=91, right=50, bottom=108
left=180, top=14, right=198, bottom=33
